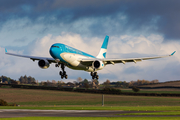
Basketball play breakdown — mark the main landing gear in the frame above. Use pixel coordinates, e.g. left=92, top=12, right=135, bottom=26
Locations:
left=55, top=63, right=68, bottom=79
left=90, top=72, right=99, bottom=80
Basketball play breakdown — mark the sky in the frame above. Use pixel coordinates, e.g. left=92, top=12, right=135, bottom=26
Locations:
left=0, top=0, right=180, bottom=83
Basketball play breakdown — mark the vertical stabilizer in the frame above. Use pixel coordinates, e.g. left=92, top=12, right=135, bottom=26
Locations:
left=96, top=36, right=109, bottom=58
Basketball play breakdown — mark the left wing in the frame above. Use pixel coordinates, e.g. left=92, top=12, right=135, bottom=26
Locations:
left=5, top=49, right=56, bottom=63
left=79, top=51, right=176, bottom=66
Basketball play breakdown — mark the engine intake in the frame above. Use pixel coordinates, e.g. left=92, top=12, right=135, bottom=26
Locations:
left=92, top=60, right=104, bottom=70
left=38, top=59, right=50, bottom=69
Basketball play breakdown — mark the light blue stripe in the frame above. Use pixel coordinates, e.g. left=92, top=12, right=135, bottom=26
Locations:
left=171, top=51, right=176, bottom=55
left=103, top=52, right=106, bottom=58
left=101, top=36, right=109, bottom=49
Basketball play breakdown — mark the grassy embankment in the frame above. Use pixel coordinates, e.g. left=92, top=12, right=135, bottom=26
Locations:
left=0, top=117, right=180, bottom=120
left=119, top=111, right=180, bottom=115
left=121, top=88, right=180, bottom=94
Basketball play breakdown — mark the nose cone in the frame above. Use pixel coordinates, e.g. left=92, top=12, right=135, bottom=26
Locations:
left=49, top=47, right=55, bottom=58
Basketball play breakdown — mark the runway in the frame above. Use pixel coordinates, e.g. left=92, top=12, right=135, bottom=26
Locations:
left=0, top=109, right=180, bottom=118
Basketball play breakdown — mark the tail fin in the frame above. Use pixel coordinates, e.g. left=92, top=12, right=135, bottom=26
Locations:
left=96, top=36, right=109, bottom=58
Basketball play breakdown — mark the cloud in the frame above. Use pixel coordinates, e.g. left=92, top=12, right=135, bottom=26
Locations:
left=0, top=0, right=180, bottom=83
left=98, top=34, right=180, bottom=82
left=0, top=0, right=180, bottom=40
left=0, top=33, right=102, bottom=81
left=1, top=33, right=179, bottom=83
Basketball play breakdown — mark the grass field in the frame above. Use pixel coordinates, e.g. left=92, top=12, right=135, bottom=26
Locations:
left=1, top=88, right=180, bottom=119
left=1, top=106, right=180, bottom=111
left=1, top=88, right=180, bottom=107
left=121, top=88, right=180, bottom=94
left=1, top=117, right=180, bottom=120
left=1, top=87, right=180, bottom=112
left=119, top=111, right=180, bottom=115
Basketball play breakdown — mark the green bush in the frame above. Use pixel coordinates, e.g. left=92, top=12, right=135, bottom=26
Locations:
left=9, top=103, right=18, bottom=106
left=103, top=87, right=121, bottom=93
left=0, top=99, right=8, bottom=106
left=132, top=86, right=140, bottom=92
left=103, top=87, right=111, bottom=91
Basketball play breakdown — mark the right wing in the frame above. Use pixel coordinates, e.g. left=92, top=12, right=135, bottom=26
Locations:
left=103, top=54, right=173, bottom=65
left=5, top=49, right=56, bottom=63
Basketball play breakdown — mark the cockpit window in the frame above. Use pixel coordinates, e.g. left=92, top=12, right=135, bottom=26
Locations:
left=52, top=46, right=59, bottom=48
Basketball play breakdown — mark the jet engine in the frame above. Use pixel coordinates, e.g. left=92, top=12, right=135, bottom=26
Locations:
left=92, top=60, right=104, bottom=70
left=38, top=59, right=50, bottom=69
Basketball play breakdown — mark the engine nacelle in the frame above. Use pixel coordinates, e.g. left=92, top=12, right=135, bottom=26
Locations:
left=92, top=60, right=104, bottom=70
left=38, top=59, right=50, bottom=69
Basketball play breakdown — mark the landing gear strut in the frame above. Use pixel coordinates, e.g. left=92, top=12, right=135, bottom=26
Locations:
left=60, top=64, right=68, bottom=79
left=55, top=63, right=60, bottom=67
left=56, top=63, right=68, bottom=79
left=90, top=72, right=99, bottom=79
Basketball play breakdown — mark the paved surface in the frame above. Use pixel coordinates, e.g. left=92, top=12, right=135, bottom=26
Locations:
left=0, top=109, right=180, bottom=118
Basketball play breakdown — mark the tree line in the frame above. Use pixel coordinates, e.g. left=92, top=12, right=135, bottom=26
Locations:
left=0, top=75, right=36, bottom=84
left=19, top=75, right=36, bottom=84
left=0, top=75, right=159, bottom=89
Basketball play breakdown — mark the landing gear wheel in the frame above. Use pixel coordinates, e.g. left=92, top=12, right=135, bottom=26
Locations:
left=91, top=72, right=99, bottom=80
left=55, top=64, right=59, bottom=67
left=90, top=72, right=93, bottom=76
left=63, top=71, right=66, bottom=75
left=96, top=75, right=99, bottom=79
left=59, top=71, right=62, bottom=76
left=59, top=64, right=68, bottom=79
left=65, top=75, right=68, bottom=79
left=94, top=72, right=97, bottom=76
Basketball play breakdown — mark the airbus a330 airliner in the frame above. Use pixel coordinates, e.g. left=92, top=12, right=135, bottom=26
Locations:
left=5, top=36, right=176, bottom=79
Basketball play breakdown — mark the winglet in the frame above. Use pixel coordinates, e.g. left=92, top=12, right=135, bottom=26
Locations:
left=5, top=48, right=7, bottom=53
left=171, top=51, right=176, bottom=56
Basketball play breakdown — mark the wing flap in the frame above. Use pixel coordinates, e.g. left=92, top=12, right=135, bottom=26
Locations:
left=104, top=58, right=142, bottom=64
left=78, top=58, right=96, bottom=66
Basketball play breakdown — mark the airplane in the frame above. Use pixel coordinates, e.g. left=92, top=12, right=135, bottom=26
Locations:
left=5, top=36, right=176, bottom=79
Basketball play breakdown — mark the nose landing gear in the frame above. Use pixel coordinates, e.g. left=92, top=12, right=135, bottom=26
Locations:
left=90, top=72, right=99, bottom=79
